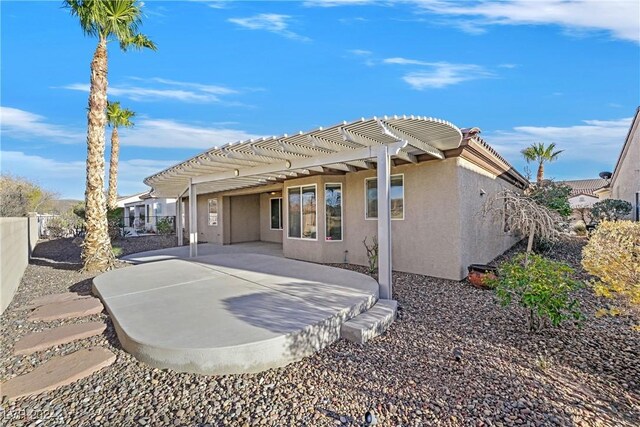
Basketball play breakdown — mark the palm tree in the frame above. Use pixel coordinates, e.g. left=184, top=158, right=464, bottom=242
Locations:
left=106, top=101, right=135, bottom=210
left=65, top=0, right=156, bottom=272
left=521, top=142, right=563, bottom=183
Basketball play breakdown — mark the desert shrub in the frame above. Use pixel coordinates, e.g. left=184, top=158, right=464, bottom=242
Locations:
left=527, top=181, right=572, bottom=218
left=363, top=236, right=378, bottom=274
left=46, top=216, right=72, bottom=239
left=489, top=253, right=583, bottom=331
left=156, top=217, right=174, bottom=235
left=107, top=208, right=123, bottom=240
left=591, top=199, right=632, bottom=222
left=572, top=222, right=587, bottom=236
left=582, top=221, right=640, bottom=323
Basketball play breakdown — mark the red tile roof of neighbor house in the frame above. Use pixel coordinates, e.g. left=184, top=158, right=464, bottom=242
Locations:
left=561, top=179, right=608, bottom=197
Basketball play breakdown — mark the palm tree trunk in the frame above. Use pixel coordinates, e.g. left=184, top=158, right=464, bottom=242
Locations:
left=107, top=126, right=119, bottom=210
left=82, top=36, right=115, bottom=272
left=536, top=162, right=544, bottom=183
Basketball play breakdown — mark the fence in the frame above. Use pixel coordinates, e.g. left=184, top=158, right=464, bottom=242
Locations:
left=120, top=215, right=176, bottom=237
left=1, top=216, right=39, bottom=315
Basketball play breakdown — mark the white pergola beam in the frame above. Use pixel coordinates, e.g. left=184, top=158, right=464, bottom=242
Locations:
left=377, top=120, right=445, bottom=160
left=341, top=127, right=417, bottom=164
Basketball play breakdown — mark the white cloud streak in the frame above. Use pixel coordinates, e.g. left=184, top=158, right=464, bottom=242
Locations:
left=228, top=14, right=310, bottom=41
left=306, top=0, right=639, bottom=43
left=59, top=78, right=241, bottom=104
left=1, top=106, right=263, bottom=149
left=486, top=117, right=633, bottom=163
left=384, top=58, right=494, bottom=89
left=0, top=106, right=84, bottom=143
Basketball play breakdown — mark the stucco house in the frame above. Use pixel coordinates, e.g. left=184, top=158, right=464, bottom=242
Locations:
left=120, top=191, right=177, bottom=234
left=562, top=179, right=608, bottom=209
left=144, top=116, right=527, bottom=291
left=593, top=107, right=640, bottom=221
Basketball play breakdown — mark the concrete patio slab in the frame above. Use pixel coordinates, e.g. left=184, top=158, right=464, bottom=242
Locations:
left=121, top=241, right=283, bottom=264
left=28, top=298, right=103, bottom=322
left=0, top=347, right=116, bottom=401
left=14, top=321, right=107, bottom=355
left=93, top=253, right=378, bottom=375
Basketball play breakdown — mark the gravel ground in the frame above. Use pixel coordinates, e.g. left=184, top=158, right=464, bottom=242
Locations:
left=1, top=237, right=638, bottom=426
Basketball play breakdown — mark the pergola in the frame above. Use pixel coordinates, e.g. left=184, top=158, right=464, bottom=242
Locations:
left=145, top=115, right=463, bottom=299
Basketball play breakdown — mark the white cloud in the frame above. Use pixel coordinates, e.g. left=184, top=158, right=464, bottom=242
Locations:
left=0, top=150, right=177, bottom=199
left=348, top=49, right=373, bottom=56
left=383, top=58, right=494, bottom=89
left=306, top=0, right=640, bottom=43
left=415, top=0, right=639, bottom=43
left=0, top=106, right=84, bottom=143
left=59, top=78, right=241, bottom=104
left=228, top=14, right=310, bottom=42
left=1, top=106, right=262, bottom=150
left=120, top=118, right=262, bottom=149
left=486, top=117, right=633, bottom=163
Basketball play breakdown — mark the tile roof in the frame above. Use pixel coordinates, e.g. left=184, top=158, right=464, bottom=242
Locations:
left=561, top=179, right=608, bottom=197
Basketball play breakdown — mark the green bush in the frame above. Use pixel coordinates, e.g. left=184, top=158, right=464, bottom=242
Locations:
left=156, top=217, right=174, bottom=235
left=527, top=181, right=572, bottom=218
left=488, top=253, right=583, bottom=331
left=591, top=199, right=632, bottom=221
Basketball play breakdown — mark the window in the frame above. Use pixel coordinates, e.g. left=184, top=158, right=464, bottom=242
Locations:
left=325, top=184, right=342, bottom=241
left=288, top=185, right=316, bottom=239
left=154, top=202, right=162, bottom=215
left=145, top=205, right=150, bottom=223
left=208, top=198, right=218, bottom=226
left=365, top=175, right=404, bottom=220
left=270, top=198, right=283, bottom=230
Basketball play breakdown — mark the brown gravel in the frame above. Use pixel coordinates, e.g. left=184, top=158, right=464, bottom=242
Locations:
left=1, top=237, right=638, bottom=426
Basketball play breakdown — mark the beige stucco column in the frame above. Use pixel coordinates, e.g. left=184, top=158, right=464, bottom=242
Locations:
left=189, top=180, right=198, bottom=257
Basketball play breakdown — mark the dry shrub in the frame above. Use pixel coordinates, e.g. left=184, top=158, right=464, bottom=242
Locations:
left=582, top=221, right=640, bottom=327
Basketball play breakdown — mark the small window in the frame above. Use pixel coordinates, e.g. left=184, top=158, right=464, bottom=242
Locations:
left=208, top=198, right=218, bottom=226
left=287, top=185, right=316, bottom=239
left=365, top=175, right=404, bottom=220
left=325, top=183, right=342, bottom=241
left=270, top=198, right=283, bottom=230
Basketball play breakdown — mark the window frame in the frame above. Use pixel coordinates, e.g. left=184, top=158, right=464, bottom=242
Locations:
left=208, top=198, right=218, bottom=226
left=324, top=182, right=343, bottom=242
left=269, top=197, right=283, bottom=230
left=364, top=174, right=405, bottom=221
left=286, top=184, right=318, bottom=241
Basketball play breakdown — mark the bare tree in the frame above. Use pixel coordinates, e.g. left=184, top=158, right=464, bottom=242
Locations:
left=0, top=174, right=58, bottom=217
left=482, top=189, right=560, bottom=264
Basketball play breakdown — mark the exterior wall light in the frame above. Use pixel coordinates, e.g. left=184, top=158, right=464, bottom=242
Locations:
left=234, top=169, right=240, bottom=176
left=285, top=160, right=291, bottom=169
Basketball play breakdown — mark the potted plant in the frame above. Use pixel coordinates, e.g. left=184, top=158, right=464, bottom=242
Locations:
left=467, top=264, right=497, bottom=289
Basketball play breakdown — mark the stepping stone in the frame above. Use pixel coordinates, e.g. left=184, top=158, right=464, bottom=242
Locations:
left=0, top=347, right=116, bottom=401
left=19, top=293, right=91, bottom=310
left=14, top=322, right=107, bottom=356
left=28, top=298, right=103, bottom=322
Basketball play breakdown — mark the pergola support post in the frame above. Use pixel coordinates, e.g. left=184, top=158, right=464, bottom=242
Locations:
left=376, top=140, right=408, bottom=300
left=189, top=179, right=198, bottom=257
left=176, top=196, right=183, bottom=247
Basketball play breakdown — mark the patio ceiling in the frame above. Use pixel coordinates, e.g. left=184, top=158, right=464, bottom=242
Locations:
left=145, top=115, right=463, bottom=197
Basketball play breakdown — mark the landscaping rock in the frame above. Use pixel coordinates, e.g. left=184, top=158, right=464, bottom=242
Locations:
left=27, top=297, right=103, bottom=322
left=14, top=321, right=106, bottom=355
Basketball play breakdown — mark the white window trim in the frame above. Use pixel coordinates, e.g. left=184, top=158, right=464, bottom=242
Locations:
left=286, top=184, right=318, bottom=241
left=208, top=198, right=218, bottom=226
left=325, top=182, right=343, bottom=242
left=364, top=174, right=405, bottom=221
left=269, top=197, right=283, bottom=230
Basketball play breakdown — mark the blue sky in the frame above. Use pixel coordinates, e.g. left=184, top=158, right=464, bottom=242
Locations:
left=1, top=0, right=638, bottom=199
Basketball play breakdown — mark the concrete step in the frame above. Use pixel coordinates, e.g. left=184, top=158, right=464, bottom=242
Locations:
left=28, top=298, right=103, bottom=322
left=340, top=299, right=398, bottom=344
left=14, top=321, right=107, bottom=356
left=0, top=347, right=116, bottom=401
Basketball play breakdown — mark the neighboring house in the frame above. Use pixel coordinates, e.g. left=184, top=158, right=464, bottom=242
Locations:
left=144, top=116, right=527, bottom=283
left=562, top=179, right=608, bottom=208
left=121, top=191, right=177, bottom=234
left=592, top=107, right=640, bottom=221
left=115, top=192, right=148, bottom=209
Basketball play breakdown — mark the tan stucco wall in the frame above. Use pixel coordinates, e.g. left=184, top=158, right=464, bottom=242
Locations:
left=456, top=158, right=521, bottom=279
left=260, top=192, right=283, bottom=243
left=611, top=119, right=640, bottom=219
left=229, top=194, right=261, bottom=243
left=1, top=218, right=30, bottom=314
